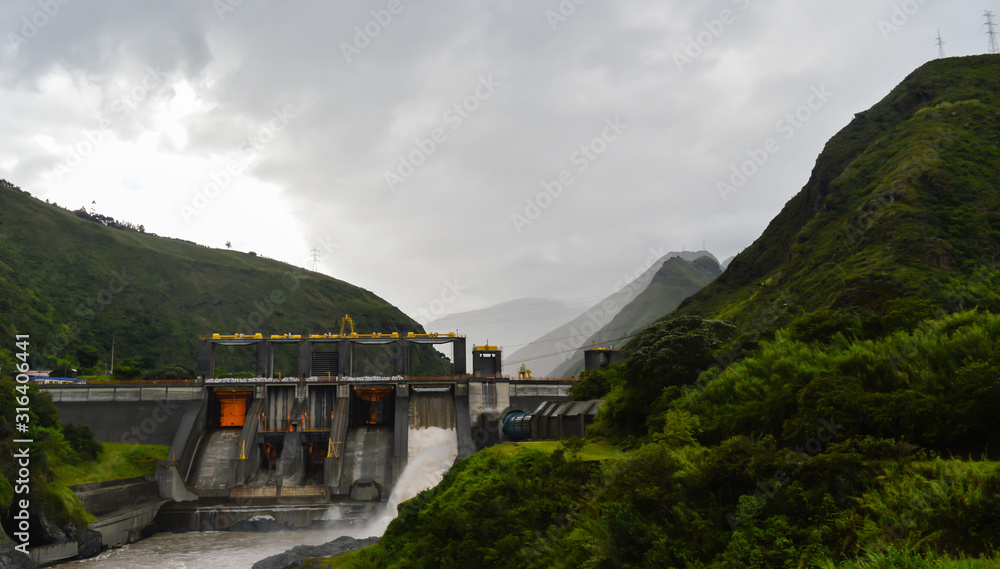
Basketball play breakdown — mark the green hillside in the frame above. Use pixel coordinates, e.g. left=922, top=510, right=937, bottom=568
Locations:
left=673, top=54, right=1000, bottom=332
left=0, top=180, right=447, bottom=377
left=551, top=255, right=721, bottom=377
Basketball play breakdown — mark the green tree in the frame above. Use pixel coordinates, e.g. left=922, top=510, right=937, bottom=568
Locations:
left=599, top=316, right=735, bottom=438
left=75, top=345, right=100, bottom=369
left=569, top=365, right=621, bottom=400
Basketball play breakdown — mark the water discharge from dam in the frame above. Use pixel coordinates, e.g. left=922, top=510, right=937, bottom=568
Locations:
left=364, top=426, right=459, bottom=536
left=365, top=389, right=459, bottom=535
left=51, top=390, right=461, bottom=569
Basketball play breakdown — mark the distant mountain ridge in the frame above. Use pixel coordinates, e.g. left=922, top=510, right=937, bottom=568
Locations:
left=425, top=297, right=588, bottom=373
left=506, top=250, right=718, bottom=377
left=549, top=255, right=722, bottom=377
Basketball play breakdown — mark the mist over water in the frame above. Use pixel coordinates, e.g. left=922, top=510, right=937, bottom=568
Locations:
left=363, top=426, right=459, bottom=536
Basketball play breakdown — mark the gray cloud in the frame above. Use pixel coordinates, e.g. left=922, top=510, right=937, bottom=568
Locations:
left=0, top=0, right=988, bottom=322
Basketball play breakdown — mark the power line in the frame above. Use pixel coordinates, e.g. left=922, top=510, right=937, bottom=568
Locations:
left=986, top=11, right=999, bottom=54
left=309, top=248, right=320, bottom=271
left=503, top=331, right=645, bottom=367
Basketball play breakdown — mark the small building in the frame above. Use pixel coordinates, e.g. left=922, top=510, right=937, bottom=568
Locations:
left=472, top=345, right=502, bottom=378
left=583, top=347, right=622, bottom=371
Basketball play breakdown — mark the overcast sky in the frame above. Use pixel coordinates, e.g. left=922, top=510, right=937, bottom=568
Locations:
left=1, top=0, right=992, bottom=324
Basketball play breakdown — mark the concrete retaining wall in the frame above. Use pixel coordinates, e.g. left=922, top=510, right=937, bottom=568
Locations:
left=72, top=477, right=160, bottom=517
left=50, top=387, right=205, bottom=447
left=43, top=385, right=204, bottom=402
left=89, top=501, right=167, bottom=547
left=29, top=541, right=78, bottom=566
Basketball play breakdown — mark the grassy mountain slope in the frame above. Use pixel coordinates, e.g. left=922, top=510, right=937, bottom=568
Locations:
left=673, top=55, right=1000, bottom=330
left=0, top=180, right=446, bottom=376
left=550, top=255, right=721, bottom=377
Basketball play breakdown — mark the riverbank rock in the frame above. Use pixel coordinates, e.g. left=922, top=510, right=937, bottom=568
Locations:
left=251, top=535, right=380, bottom=569
left=0, top=524, right=35, bottom=569
left=77, top=529, right=103, bottom=559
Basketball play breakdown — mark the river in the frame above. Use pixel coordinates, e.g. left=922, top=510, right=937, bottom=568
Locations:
left=50, top=427, right=459, bottom=569
left=49, top=529, right=369, bottom=569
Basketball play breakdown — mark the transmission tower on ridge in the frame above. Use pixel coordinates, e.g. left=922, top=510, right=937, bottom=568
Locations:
left=986, top=11, right=999, bottom=54
left=310, top=248, right=320, bottom=271
left=936, top=29, right=945, bottom=58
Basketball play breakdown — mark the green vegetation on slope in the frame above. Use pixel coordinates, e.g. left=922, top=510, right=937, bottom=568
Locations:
left=340, top=312, right=1000, bottom=568
left=674, top=310, right=1000, bottom=455
left=516, top=439, right=624, bottom=461
left=52, top=442, right=169, bottom=487
left=355, top=443, right=600, bottom=569
left=672, top=55, right=1000, bottom=334
left=0, top=180, right=450, bottom=378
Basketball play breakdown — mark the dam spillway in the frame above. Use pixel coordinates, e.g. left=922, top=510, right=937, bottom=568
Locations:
left=409, top=387, right=457, bottom=430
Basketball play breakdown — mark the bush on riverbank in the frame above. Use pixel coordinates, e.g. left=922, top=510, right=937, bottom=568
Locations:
left=330, top=311, right=1000, bottom=567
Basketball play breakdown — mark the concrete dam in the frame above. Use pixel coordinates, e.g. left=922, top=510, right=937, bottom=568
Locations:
left=45, top=378, right=586, bottom=532
left=41, top=341, right=603, bottom=537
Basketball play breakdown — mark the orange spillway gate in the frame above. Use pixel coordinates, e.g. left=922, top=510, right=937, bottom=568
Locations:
left=219, top=391, right=252, bottom=427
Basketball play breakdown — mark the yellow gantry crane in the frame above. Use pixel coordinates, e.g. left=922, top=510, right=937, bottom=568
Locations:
left=340, top=314, right=356, bottom=337
left=518, top=363, right=533, bottom=380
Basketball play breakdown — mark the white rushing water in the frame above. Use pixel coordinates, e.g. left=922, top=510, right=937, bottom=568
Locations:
left=364, top=426, right=459, bottom=535
left=51, top=426, right=459, bottom=569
